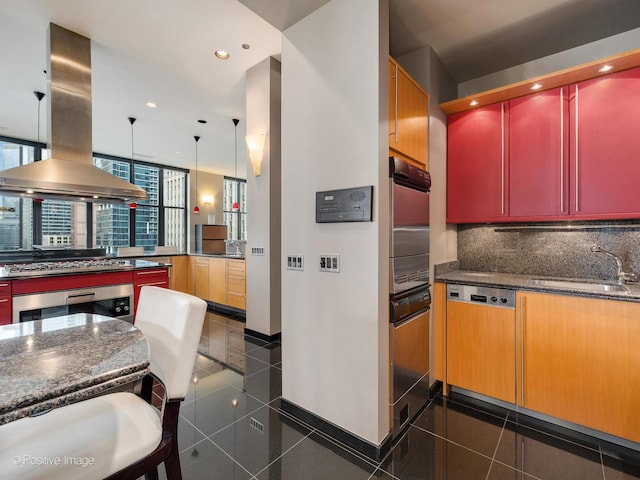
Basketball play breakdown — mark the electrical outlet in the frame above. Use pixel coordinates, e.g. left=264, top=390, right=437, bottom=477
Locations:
left=251, top=246, right=265, bottom=256
left=319, top=254, right=340, bottom=272
left=286, top=254, right=304, bottom=271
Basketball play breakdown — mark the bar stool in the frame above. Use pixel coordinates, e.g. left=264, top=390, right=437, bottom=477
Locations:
left=0, top=286, right=207, bottom=480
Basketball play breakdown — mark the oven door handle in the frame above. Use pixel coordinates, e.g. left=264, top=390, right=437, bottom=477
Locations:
left=66, top=290, right=97, bottom=304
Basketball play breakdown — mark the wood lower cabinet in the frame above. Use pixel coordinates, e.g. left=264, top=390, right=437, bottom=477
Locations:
left=167, top=255, right=189, bottom=293
left=516, top=291, right=640, bottom=443
left=189, top=256, right=245, bottom=310
left=446, top=297, right=516, bottom=403
left=208, top=257, right=226, bottom=304
left=225, top=259, right=246, bottom=310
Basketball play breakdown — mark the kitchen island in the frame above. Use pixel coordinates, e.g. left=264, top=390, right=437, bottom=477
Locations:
left=0, top=314, right=149, bottom=425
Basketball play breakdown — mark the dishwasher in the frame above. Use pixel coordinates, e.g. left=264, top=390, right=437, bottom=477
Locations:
left=446, top=284, right=516, bottom=404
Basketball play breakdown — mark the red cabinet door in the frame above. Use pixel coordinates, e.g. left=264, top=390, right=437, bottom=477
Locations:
left=0, top=280, right=11, bottom=325
left=570, top=67, right=640, bottom=217
left=447, top=102, right=508, bottom=223
left=509, top=87, right=570, bottom=219
left=133, top=268, right=169, bottom=317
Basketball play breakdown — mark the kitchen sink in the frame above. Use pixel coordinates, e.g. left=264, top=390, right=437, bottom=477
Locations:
left=529, top=278, right=629, bottom=293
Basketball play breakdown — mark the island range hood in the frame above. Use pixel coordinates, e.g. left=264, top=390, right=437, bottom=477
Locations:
left=0, top=23, right=147, bottom=203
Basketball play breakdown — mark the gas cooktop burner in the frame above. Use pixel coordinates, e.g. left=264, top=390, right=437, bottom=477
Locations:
left=2, top=259, right=129, bottom=276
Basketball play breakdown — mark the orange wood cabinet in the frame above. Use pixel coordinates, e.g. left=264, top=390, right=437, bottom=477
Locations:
left=516, top=291, right=640, bottom=443
left=389, top=57, right=429, bottom=168
left=433, top=282, right=447, bottom=383
left=225, top=259, right=246, bottom=310
left=167, top=255, right=189, bottom=293
left=446, top=294, right=516, bottom=403
left=209, top=257, right=226, bottom=305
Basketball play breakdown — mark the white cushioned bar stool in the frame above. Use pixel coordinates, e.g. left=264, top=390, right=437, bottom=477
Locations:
left=0, top=286, right=207, bottom=480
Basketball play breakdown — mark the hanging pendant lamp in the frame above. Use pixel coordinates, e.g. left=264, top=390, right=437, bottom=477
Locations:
left=232, top=118, right=240, bottom=211
left=32, top=91, right=46, bottom=203
left=128, top=117, right=137, bottom=209
left=193, top=135, right=201, bottom=214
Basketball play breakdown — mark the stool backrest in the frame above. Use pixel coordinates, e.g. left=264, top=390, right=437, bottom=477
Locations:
left=135, top=286, right=207, bottom=399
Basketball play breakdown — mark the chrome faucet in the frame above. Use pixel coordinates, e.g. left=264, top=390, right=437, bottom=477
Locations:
left=590, top=244, right=637, bottom=284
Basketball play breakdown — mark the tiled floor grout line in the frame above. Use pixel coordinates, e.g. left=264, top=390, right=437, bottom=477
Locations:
left=485, top=416, right=509, bottom=480
left=251, top=430, right=314, bottom=478
left=600, top=445, right=607, bottom=480
left=310, top=427, right=383, bottom=470
left=410, top=422, right=496, bottom=462
left=206, top=436, right=257, bottom=478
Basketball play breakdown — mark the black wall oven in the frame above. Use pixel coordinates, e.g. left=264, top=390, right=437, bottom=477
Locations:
left=13, top=284, right=134, bottom=324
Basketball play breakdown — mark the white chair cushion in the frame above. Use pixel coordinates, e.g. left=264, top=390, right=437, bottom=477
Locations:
left=0, top=392, right=162, bottom=480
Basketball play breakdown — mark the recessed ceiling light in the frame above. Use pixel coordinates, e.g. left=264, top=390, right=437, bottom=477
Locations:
left=146, top=102, right=157, bottom=108
left=470, top=100, right=478, bottom=106
left=599, top=64, right=613, bottom=73
left=531, top=83, right=543, bottom=90
left=197, top=119, right=207, bottom=124
left=241, top=43, right=250, bottom=50
left=215, top=50, right=230, bottom=60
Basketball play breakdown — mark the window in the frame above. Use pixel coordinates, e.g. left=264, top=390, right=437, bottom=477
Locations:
left=223, top=177, right=246, bottom=240
left=0, top=136, right=188, bottom=254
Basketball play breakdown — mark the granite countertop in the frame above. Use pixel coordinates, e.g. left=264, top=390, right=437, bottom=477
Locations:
left=190, top=253, right=245, bottom=260
left=0, top=259, right=171, bottom=280
left=436, top=269, right=640, bottom=303
left=0, top=314, right=149, bottom=424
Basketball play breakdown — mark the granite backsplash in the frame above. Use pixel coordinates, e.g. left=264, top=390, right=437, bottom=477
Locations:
left=457, top=221, right=640, bottom=282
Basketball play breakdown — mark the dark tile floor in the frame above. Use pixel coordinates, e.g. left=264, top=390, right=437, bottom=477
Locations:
left=155, top=338, right=640, bottom=480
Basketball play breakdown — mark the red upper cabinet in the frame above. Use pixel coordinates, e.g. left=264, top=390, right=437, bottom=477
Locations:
left=569, top=67, right=640, bottom=218
left=447, top=102, right=508, bottom=223
left=509, top=87, right=570, bottom=219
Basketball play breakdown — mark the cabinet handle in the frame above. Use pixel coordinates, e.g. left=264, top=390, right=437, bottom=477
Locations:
left=0, top=283, right=9, bottom=287
left=560, top=88, right=564, bottom=213
left=393, top=64, right=398, bottom=143
left=0, top=298, right=8, bottom=303
left=520, top=295, right=525, bottom=406
left=501, top=102, right=505, bottom=215
left=139, top=281, right=167, bottom=287
left=136, top=270, right=166, bottom=276
left=575, top=84, right=579, bottom=212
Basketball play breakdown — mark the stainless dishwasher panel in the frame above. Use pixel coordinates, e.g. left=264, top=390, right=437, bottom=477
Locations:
left=390, top=308, right=430, bottom=438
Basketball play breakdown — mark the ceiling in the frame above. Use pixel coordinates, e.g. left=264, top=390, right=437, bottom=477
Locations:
left=1, top=0, right=639, bottom=177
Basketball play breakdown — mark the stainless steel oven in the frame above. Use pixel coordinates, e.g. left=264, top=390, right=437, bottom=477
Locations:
left=389, top=156, right=431, bottom=439
left=390, top=156, right=430, bottom=294
left=13, top=283, right=134, bottom=324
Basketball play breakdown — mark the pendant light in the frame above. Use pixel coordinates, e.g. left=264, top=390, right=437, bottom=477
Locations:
left=128, top=117, right=137, bottom=209
left=193, top=135, right=201, bottom=214
left=232, top=118, right=239, bottom=211
left=32, top=91, right=46, bottom=203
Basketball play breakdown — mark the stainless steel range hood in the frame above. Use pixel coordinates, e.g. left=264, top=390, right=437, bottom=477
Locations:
left=0, top=23, right=147, bottom=203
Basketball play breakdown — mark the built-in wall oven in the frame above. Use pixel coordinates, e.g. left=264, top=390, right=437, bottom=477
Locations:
left=13, top=284, right=134, bottom=324
left=389, top=156, right=431, bottom=439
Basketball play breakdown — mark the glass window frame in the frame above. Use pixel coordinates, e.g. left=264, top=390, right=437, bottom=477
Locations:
left=223, top=176, right=247, bottom=241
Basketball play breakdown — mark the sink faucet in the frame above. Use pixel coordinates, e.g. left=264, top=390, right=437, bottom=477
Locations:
left=590, top=244, right=637, bottom=284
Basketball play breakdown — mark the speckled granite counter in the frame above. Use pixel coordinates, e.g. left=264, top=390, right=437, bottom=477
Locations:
left=0, top=314, right=149, bottom=424
left=436, top=269, right=640, bottom=303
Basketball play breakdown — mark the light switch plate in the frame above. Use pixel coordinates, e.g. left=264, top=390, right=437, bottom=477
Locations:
left=251, top=246, right=265, bottom=255
left=319, top=254, right=340, bottom=272
left=286, top=254, right=304, bottom=271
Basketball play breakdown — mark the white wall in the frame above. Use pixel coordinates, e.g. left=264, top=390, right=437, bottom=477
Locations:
left=246, top=57, right=282, bottom=336
left=281, top=0, right=390, bottom=445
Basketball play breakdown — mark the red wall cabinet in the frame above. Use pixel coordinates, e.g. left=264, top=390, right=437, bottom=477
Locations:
left=447, top=102, right=509, bottom=222
left=569, top=67, right=640, bottom=218
left=133, top=268, right=169, bottom=317
left=509, top=87, right=570, bottom=219
left=447, top=66, right=640, bottom=223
